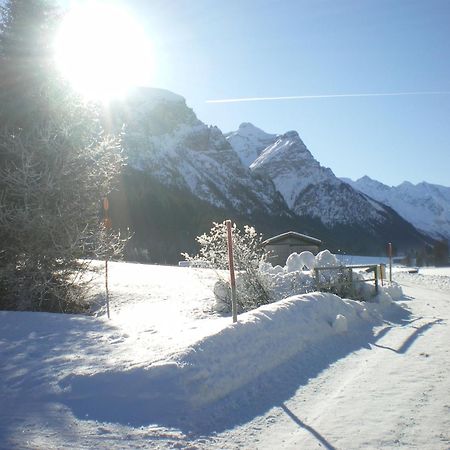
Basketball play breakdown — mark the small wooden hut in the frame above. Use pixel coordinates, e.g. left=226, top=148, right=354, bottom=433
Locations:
left=262, top=231, right=322, bottom=266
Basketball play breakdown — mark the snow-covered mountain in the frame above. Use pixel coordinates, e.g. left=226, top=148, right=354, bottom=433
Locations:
left=250, top=130, right=378, bottom=225
left=110, top=88, right=287, bottom=216
left=104, top=89, right=435, bottom=261
left=225, top=123, right=435, bottom=254
left=228, top=127, right=393, bottom=228
left=342, top=176, right=450, bottom=240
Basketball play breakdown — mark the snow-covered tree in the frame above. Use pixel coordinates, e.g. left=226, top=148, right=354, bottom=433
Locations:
left=183, top=221, right=272, bottom=312
left=0, top=0, right=125, bottom=312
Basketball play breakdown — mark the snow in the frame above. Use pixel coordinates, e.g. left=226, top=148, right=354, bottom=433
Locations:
left=285, top=251, right=316, bottom=272
left=336, top=253, right=390, bottom=265
left=1, top=261, right=450, bottom=449
left=315, top=249, right=340, bottom=267
left=225, top=123, right=277, bottom=167
left=394, top=267, right=450, bottom=292
left=332, top=313, right=348, bottom=333
left=259, top=250, right=397, bottom=304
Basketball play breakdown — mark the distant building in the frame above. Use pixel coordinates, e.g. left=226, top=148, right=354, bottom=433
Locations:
left=262, top=231, right=322, bottom=266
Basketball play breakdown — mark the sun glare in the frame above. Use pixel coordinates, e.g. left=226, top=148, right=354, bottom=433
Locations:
left=55, top=3, right=153, bottom=101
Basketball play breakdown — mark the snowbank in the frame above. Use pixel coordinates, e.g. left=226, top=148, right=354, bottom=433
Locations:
left=61, top=290, right=397, bottom=421
left=179, top=292, right=371, bottom=407
left=255, top=249, right=403, bottom=305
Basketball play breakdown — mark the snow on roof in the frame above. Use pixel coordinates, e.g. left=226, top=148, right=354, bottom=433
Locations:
left=262, top=231, right=322, bottom=246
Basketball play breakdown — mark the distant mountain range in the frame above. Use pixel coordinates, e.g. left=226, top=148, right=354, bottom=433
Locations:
left=341, top=176, right=450, bottom=240
left=106, top=87, right=444, bottom=263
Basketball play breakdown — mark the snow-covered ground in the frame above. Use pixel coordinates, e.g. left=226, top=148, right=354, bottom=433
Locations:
left=1, top=262, right=449, bottom=449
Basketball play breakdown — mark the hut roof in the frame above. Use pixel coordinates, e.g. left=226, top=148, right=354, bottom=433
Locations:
left=262, top=231, right=322, bottom=246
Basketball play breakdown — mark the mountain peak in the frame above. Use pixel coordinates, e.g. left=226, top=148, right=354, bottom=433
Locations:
left=235, top=122, right=276, bottom=139
left=350, top=177, right=450, bottom=239
left=238, top=122, right=259, bottom=131
left=250, top=129, right=339, bottom=211
left=226, top=123, right=277, bottom=167
left=282, top=130, right=300, bottom=139
left=398, top=180, right=414, bottom=188
left=126, top=86, right=186, bottom=104
left=358, top=175, right=374, bottom=183
left=276, top=130, right=307, bottom=149
left=353, top=175, right=389, bottom=190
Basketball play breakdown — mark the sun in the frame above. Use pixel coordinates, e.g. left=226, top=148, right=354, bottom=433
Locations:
left=55, top=2, right=153, bottom=101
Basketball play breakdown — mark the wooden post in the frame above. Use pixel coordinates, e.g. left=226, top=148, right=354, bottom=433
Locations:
left=374, top=265, right=379, bottom=295
left=105, top=259, right=110, bottom=319
left=388, top=242, right=393, bottom=283
left=349, top=268, right=353, bottom=296
left=226, top=220, right=238, bottom=323
left=103, top=197, right=111, bottom=319
left=314, top=268, right=320, bottom=291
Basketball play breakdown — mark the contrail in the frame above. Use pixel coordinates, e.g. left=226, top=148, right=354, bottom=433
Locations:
left=206, top=91, right=450, bottom=104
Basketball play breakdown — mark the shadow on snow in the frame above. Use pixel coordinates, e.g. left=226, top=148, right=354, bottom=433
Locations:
left=56, top=300, right=418, bottom=437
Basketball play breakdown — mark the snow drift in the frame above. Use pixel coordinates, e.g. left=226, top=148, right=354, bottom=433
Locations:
left=60, top=287, right=400, bottom=426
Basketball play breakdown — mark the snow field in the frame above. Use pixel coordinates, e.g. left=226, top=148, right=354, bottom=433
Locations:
left=56, top=257, right=400, bottom=429
left=394, top=269, right=450, bottom=291
left=2, top=258, right=448, bottom=448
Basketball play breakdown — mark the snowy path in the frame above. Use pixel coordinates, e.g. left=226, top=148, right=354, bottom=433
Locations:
left=208, top=276, right=450, bottom=450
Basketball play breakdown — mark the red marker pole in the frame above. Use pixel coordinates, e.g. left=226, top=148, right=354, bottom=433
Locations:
left=226, top=220, right=238, bottom=323
left=103, top=197, right=111, bottom=319
left=388, top=242, right=393, bottom=283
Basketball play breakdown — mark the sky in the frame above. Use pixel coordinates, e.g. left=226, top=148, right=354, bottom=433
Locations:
left=63, top=0, right=450, bottom=187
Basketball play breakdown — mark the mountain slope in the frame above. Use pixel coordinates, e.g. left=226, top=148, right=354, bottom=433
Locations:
left=109, top=88, right=288, bottom=216
left=228, top=125, right=433, bottom=252
left=343, top=176, right=450, bottom=240
left=249, top=130, right=380, bottom=225
left=247, top=130, right=398, bottom=226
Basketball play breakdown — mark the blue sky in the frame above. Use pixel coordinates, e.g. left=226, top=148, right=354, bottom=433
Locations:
left=70, top=0, right=450, bottom=186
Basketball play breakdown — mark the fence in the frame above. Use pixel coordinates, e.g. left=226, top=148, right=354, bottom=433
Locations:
left=314, top=264, right=386, bottom=299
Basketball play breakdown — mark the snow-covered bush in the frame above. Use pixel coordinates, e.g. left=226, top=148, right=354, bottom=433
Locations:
left=182, top=222, right=272, bottom=312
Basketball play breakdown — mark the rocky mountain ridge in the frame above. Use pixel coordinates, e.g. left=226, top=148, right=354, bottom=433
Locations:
left=342, top=176, right=450, bottom=240
left=110, top=88, right=288, bottom=216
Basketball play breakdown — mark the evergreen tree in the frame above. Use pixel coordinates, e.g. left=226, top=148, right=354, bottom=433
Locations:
left=0, top=0, right=57, bottom=126
left=0, top=0, right=124, bottom=312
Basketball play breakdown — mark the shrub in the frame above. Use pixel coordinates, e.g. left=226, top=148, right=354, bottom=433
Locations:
left=0, top=123, right=125, bottom=312
left=183, top=221, right=272, bottom=313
